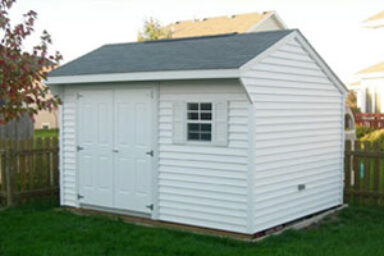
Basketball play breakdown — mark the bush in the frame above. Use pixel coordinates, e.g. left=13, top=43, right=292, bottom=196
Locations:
left=350, top=107, right=361, bottom=114
left=360, top=129, right=384, bottom=145
left=355, top=126, right=375, bottom=138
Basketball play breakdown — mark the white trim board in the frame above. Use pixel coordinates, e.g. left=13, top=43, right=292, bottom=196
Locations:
left=46, top=69, right=240, bottom=85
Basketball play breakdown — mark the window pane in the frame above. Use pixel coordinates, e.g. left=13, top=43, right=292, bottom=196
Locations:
left=188, top=123, right=200, bottom=132
left=200, top=112, right=212, bottom=120
left=201, top=133, right=211, bottom=141
left=201, top=103, right=212, bottom=111
left=188, top=132, right=199, bottom=140
left=201, top=124, right=211, bottom=132
left=187, top=103, right=198, bottom=111
left=188, top=112, right=199, bottom=120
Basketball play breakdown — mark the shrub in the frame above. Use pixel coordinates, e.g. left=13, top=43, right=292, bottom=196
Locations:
left=360, top=129, right=384, bottom=145
left=355, top=126, right=375, bottom=139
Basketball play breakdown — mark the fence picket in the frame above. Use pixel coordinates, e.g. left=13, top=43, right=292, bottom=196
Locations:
left=35, top=138, right=43, bottom=189
left=44, top=137, right=51, bottom=193
left=344, top=140, right=351, bottom=203
left=353, top=141, right=362, bottom=205
left=362, top=141, right=370, bottom=205
left=27, top=138, right=34, bottom=202
left=19, top=139, right=27, bottom=203
left=52, top=137, right=59, bottom=198
left=373, top=142, right=380, bottom=206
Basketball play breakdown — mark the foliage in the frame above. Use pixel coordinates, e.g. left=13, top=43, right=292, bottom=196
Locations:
left=346, top=90, right=357, bottom=109
left=361, top=129, right=384, bottom=144
left=34, top=128, right=58, bottom=139
left=350, top=106, right=361, bottom=114
left=0, top=0, right=62, bottom=124
left=346, top=90, right=361, bottom=113
left=137, top=17, right=172, bottom=42
left=0, top=204, right=384, bottom=255
left=355, top=125, right=375, bottom=138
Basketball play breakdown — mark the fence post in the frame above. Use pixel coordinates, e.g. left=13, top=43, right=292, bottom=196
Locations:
left=4, top=148, right=14, bottom=207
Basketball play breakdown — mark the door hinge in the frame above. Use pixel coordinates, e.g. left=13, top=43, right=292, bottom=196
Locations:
left=77, top=93, right=83, bottom=99
left=77, top=194, right=84, bottom=200
left=77, top=146, right=84, bottom=151
left=146, top=204, right=154, bottom=211
left=146, top=150, right=154, bottom=157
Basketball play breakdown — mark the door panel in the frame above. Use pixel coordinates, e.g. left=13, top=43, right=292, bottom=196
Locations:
left=78, top=88, right=153, bottom=213
left=78, top=90, right=114, bottom=208
left=114, top=89, right=152, bottom=213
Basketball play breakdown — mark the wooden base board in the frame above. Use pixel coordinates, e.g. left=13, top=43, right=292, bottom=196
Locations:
left=64, top=204, right=347, bottom=242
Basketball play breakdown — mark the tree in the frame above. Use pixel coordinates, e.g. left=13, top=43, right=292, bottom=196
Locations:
left=137, top=17, right=172, bottom=42
left=346, top=90, right=361, bottom=113
left=0, top=0, right=62, bottom=124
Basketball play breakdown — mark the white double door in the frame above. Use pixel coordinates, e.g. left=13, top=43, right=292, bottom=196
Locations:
left=78, top=88, right=153, bottom=214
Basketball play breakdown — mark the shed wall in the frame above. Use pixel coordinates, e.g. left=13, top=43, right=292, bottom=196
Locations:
left=157, top=80, right=251, bottom=233
left=59, top=80, right=252, bottom=233
left=241, top=37, right=344, bottom=233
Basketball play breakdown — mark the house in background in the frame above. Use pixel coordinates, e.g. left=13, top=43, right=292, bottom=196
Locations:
left=349, top=63, right=384, bottom=113
left=349, top=10, right=384, bottom=113
left=363, top=10, right=384, bottom=29
left=34, top=107, right=59, bottom=130
left=166, top=11, right=287, bottom=38
left=47, top=29, right=346, bottom=236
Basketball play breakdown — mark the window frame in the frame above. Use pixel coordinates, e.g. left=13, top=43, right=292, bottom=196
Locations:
left=186, top=102, right=214, bottom=144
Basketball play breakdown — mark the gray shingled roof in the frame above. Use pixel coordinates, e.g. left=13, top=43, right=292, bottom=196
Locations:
left=49, top=30, right=294, bottom=77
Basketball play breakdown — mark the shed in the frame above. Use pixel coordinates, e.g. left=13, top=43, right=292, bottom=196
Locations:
left=47, top=29, right=347, bottom=235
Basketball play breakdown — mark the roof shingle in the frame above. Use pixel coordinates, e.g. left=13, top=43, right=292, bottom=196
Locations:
left=165, top=12, right=272, bottom=38
left=358, top=62, right=384, bottom=74
left=49, top=30, right=293, bottom=77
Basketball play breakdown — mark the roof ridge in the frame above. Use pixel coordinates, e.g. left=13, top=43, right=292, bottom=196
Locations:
left=103, top=29, right=294, bottom=47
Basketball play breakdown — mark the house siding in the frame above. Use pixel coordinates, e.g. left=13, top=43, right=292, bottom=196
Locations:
left=157, top=80, right=251, bottom=233
left=241, top=37, right=344, bottom=233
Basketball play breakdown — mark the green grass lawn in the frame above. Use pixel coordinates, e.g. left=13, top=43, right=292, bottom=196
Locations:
left=0, top=203, right=384, bottom=256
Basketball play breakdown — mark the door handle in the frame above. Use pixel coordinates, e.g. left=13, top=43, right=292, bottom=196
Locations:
left=112, top=149, right=119, bottom=153
left=146, top=150, right=154, bottom=157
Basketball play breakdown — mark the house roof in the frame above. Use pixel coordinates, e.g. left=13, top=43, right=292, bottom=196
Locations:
left=165, top=11, right=278, bottom=38
left=364, top=10, right=384, bottom=22
left=358, top=62, right=384, bottom=74
left=49, top=30, right=294, bottom=77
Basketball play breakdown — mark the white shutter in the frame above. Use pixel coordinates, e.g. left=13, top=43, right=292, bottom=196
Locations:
left=173, top=101, right=186, bottom=144
left=213, top=101, right=228, bottom=146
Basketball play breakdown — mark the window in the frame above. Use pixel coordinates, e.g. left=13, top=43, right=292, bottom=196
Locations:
left=187, top=103, right=212, bottom=142
left=42, top=123, right=50, bottom=130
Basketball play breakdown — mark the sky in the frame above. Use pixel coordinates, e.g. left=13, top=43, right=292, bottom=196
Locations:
left=9, top=0, right=384, bottom=83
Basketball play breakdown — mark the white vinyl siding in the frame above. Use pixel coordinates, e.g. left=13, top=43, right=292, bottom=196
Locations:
left=241, top=37, right=344, bottom=233
left=60, top=87, right=78, bottom=207
left=158, top=80, right=251, bottom=233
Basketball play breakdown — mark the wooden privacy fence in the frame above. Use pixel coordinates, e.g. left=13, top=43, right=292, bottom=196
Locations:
left=354, top=113, right=384, bottom=129
left=0, top=137, right=59, bottom=207
left=344, top=140, right=384, bottom=207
